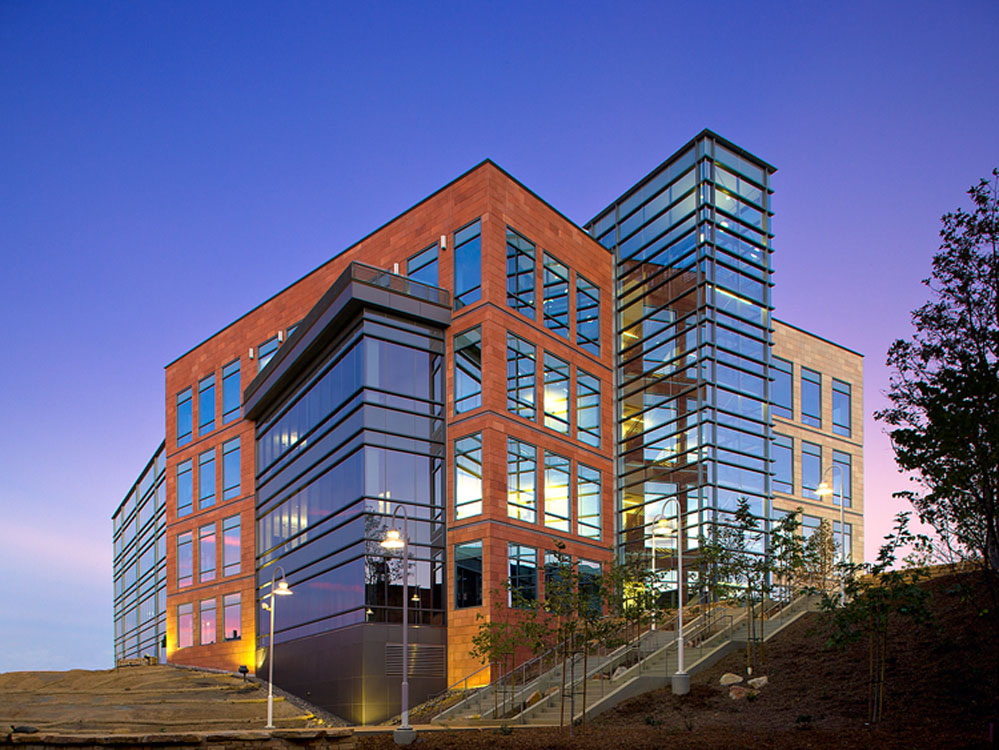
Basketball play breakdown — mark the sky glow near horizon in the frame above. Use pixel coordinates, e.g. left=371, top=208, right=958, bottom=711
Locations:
left=1, top=1, right=997, bottom=672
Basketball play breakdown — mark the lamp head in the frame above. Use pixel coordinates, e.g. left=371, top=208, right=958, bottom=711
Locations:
left=652, top=517, right=673, bottom=535
left=816, top=481, right=833, bottom=497
left=275, top=579, right=293, bottom=596
left=381, top=528, right=405, bottom=549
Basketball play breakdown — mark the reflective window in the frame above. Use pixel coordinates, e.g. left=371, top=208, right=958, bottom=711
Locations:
left=577, top=464, right=601, bottom=539
left=543, top=252, right=570, bottom=337
left=454, top=327, right=482, bottom=413
left=223, top=515, right=241, bottom=577
left=833, top=450, right=852, bottom=508
left=199, top=523, right=216, bottom=583
left=199, top=449, right=215, bottom=509
left=578, top=559, right=601, bottom=614
left=177, top=603, right=193, bottom=649
left=222, top=360, right=240, bottom=424
left=832, top=379, right=852, bottom=437
left=258, top=336, right=279, bottom=372
left=508, top=543, right=537, bottom=606
left=223, top=593, right=241, bottom=641
left=177, top=532, right=193, bottom=587
left=543, top=451, right=570, bottom=532
left=455, top=434, right=482, bottom=519
left=802, top=441, right=822, bottom=500
left=507, top=438, right=537, bottom=523
left=801, top=367, right=821, bottom=428
left=543, top=353, right=570, bottom=433
left=199, top=598, right=216, bottom=645
left=772, top=357, right=792, bottom=419
left=453, top=219, right=482, bottom=309
left=833, top=521, right=853, bottom=563
left=773, top=433, right=793, bottom=494
left=223, top=438, right=240, bottom=501
left=407, top=244, right=438, bottom=287
left=177, top=460, right=193, bottom=517
left=454, top=540, right=483, bottom=609
left=198, top=375, right=215, bottom=435
left=176, top=388, right=192, bottom=446
left=506, top=228, right=535, bottom=318
left=576, top=369, right=601, bottom=447
left=506, top=333, right=536, bottom=419
left=576, top=275, right=600, bottom=356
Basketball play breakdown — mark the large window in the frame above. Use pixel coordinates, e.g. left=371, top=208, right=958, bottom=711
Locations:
left=222, top=438, right=240, bottom=501
left=198, top=375, right=215, bottom=436
left=507, top=438, right=537, bottom=523
left=543, top=353, right=570, bottom=434
left=773, top=433, right=793, bottom=494
left=453, top=219, right=482, bottom=309
left=506, top=333, right=536, bottom=419
left=802, top=441, right=822, bottom=500
left=454, top=540, right=483, bottom=609
left=455, top=434, right=483, bottom=519
left=578, top=559, right=601, bottom=614
left=576, top=275, right=600, bottom=356
left=223, top=515, right=241, bottom=577
left=454, top=326, right=482, bottom=414
left=200, top=598, right=216, bottom=645
left=407, top=244, right=439, bottom=287
left=176, top=388, right=192, bottom=446
left=222, top=359, right=240, bottom=424
left=833, top=521, right=853, bottom=563
left=506, top=227, right=535, bottom=318
left=199, top=449, right=215, bottom=509
left=177, top=532, right=193, bottom=588
left=177, top=603, right=193, bottom=649
left=543, top=252, right=570, bottom=337
left=772, top=357, right=793, bottom=419
left=576, top=370, right=601, bottom=447
left=508, top=543, right=537, bottom=606
left=258, top=336, right=279, bottom=372
left=832, top=379, right=852, bottom=437
left=801, top=367, right=822, bottom=428
left=199, top=523, right=216, bottom=583
left=223, top=593, right=241, bottom=641
left=577, top=464, right=601, bottom=539
left=833, top=450, right=853, bottom=508
left=543, top=451, right=571, bottom=532
left=177, top=459, right=193, bottom=517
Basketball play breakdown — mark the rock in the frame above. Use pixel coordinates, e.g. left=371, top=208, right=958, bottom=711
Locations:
left=525, top=690, right=543, bottom=707
left=612, top=666, right=629, bottom=680
left=719, top=672, right=743, bottom=686
left=729, top=686, right=760, bottom=700
left=748, top=676, right=768, bottom=689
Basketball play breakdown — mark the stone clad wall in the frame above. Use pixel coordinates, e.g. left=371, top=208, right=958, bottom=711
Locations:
left=2, top=729, right=354, bottom=750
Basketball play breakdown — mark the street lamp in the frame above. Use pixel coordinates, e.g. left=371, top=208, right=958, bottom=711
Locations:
left=651, top=505, right=689, bottom=696
left=815, top=464, right=846, bottom=606
left=262, top=565, right=293, bottom=729
left=649, top=516, right=671, bottom=630
left=380, top=505, right=416, bottom=746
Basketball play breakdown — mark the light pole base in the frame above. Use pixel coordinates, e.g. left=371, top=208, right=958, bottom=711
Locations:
left=393, top=726, right=417, bottom=745
left=671, top=672, right=690, bottom=696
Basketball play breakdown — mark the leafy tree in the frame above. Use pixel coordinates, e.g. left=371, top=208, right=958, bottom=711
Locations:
left=803, top=518, right=839, bottom=593
left=770, top=509, right=806, bottom=600
left=468, top=600, right=519, bottom=719
left=876, top=168, right=999, bottom=596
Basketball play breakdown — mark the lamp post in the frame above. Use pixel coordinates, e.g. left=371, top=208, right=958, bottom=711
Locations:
left=380, top=505, right=416, bottom=746
left=263, top=565, right=293, bottom=729
left=652, top=505, right=688, bottom=695
left=816, top=464, right=846, bottom=606
left=650, top=516, right=671, bottom=630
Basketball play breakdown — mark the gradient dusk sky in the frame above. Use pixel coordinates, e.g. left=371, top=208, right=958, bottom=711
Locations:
left=1, top=1, right=997, bottom=672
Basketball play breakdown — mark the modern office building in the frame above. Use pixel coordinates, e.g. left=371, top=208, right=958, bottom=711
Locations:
left=112, top=129, right=863, bottom=724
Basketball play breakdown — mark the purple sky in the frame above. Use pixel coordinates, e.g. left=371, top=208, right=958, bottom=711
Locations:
left=1, top=2, right=997, bottom=672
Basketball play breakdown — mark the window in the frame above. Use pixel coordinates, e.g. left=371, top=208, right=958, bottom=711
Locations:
left=198, top=449, right=215, bottom=509
left=577, top=464, right=601, bottom=539
left=801, top=514, right=821, bottom=540
left=506, top=227, right=535, bottom=318
left=177, top=460, right=193, bottom=517
left=506, top=333, right=536, bottom=420
left=258, top=336, right=279, bottom=372
left=199, top=523, right=216, bottom=583
left=833, top=520, right=853, bottom=563
left=198, top=375, right=215, bottom=435
left=223, top=593, right=241, bottom=641
left=455, top=434, right=482, bottom=519
left=407, top=244, right=438, bottom=287
left=773, top=433, right=793, bottom=494
left=453, top=219, right=481, bottom=309
left=576, top=275, right=600, bottom=355
left=772, top=357, right=793, bottom=419
left=508, top=543, right=537, bottom=606
left=454, top=540, right=483, bottom=608
left=222, top=360, right=240, bottom=424
left=176, top=388, right=192, bottom=446
left=833, top=450, right=853, bottom=508
left=576, top=370, right=601, bottom=447
left=802, top=441, right=822, bottom=500
left=542, top=252, right=570, bottom=337
left=177, top=532, right=193, bottom=588
left=578, top=559, right=601, bottom=614
left=223, top=515, right=241, bottom=577
left=507, top=438, right=537, bottom=523
left=200, top=598, right=216, bottom=645
left=544, top=550, right=569, bottom=602
left=454, top=327, right=482, bottom=413
left=832, top=379, right=852, bottom=437
left=543, top=353, right=570, bottom=433
left=801, top=367, right=821, bottom=428
left=177, top=603, right=193, bottom=649
left=543, top=451, right=571, bottom=532
left=222, top=438, right=240, bottom=501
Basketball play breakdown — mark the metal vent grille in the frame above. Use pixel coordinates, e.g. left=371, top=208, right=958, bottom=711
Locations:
left=385, top=643, right=445, bottom=677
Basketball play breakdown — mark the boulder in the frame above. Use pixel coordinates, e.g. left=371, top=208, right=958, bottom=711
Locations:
left=612, top=666, right=629, bottom=681
left=525, top=690, right=543, bottom=707
left=748, top=676, right=768, bottom=689
left=729, top=686, right=760, bottom=700
left=719, top=672, right=743, bottom=686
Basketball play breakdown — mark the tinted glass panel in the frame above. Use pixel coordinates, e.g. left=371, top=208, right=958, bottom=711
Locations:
left=223, top=438, right=240, bottom=501
left=200, top=598, right=216, bottom=645
left=577, top=464, right=601, bottom=539
left=258, top=336, right=279, bottom=372
left=543, top=451, right=570, bottom=532
left=454, top=219, right=482, bottom=309
left=506, top=228, right=535, bottom=318
left=198, top=375, right=215, bottom=435
left=407, top=244, right=438, bottom=287
left=222, top=360, right=241, bottom=423
left=455, top=434, right=482, bottom=519
left=543, top=353, right=569, bottom=433
left=773, top=433, right=792, bottom=494
left=576, top=275, right=600, bottom=355
left=543, top=253, right=570, bottom=337
left=176, top=389, right=192, bottom=446
left=177, top=533, right=193, bottom=587
left=832, top=379, right=851, bottom=437
left=772, top=357, right=792, bottom=419
left=801, top=367, right=821, bottom=428
left=508, top=543, right=537, bottom=606
left=454, top=327, right=482, bottom=413
left=507, top=438, right=537, bottom=523
left=177, top=460, right=193, bottom=517
left=199, top=449, right=215, bottom=509
left=506, top=333, right=536, bottom=420
left=223, top=515, right=241, bottom=577
left=802, top=441, right=822, bottom=500
left=223, top=593, right=241, bottom=640
left=455, top=540, right=482, bottom=609
left=576, top=369, right=600, bottom=447
left=199, top=524, right=215, bottom=583
left=833, top=450, right=852, bottom=507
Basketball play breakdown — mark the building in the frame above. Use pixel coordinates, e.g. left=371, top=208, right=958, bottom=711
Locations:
left=111, top=129, right=864, bottom=724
